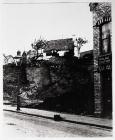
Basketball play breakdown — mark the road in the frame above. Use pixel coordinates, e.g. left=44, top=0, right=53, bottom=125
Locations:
left=2, top=111, right=112, bottom=137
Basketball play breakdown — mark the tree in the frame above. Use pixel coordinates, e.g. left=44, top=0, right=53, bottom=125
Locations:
left=31, top=37, right=47, bottom=59
left=73, top=37, right=88, bottom=58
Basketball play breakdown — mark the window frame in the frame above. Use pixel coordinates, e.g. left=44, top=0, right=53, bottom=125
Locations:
left=100, top=22, right=111, bottom=55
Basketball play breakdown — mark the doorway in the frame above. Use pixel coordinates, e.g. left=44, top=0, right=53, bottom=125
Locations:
left=101, top=70, right=112, bottom=118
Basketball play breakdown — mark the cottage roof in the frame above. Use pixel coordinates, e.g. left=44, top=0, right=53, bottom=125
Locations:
left=80, top=50, right=93, bottom=58
left=44, top=38, right=74, bottom=52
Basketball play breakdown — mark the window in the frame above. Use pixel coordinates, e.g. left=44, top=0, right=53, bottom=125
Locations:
left=101, top=22, right=111, bottom=54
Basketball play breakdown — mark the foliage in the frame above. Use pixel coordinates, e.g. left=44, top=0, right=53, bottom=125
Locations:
left=74, top=37, right=87, bottom=49
left=31, top=38, right=47, bottom=58
left=73, top=37, right=88, bottom=58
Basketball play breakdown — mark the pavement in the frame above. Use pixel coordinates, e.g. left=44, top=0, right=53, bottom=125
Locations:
left=3, top=105, right=112, bottom=129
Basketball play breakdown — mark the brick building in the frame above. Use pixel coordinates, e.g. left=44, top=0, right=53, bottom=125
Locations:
left=89, top=3, right=112, bottom=117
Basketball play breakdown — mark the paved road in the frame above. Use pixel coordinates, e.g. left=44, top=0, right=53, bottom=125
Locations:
left=2, top=111, right=112, bottom=137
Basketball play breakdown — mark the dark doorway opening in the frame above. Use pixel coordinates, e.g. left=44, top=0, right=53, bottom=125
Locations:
left=101, top=70, right=112, bottom=118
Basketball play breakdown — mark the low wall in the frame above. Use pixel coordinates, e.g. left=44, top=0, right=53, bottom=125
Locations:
left=3, top=57, right=94, bottom=114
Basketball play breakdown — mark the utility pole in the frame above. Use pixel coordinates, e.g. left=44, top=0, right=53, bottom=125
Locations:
left=17, top=67, right=20, bottom=111
left=14, top=51, right=22, bottom=111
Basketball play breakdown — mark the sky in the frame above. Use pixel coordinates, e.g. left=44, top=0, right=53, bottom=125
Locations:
left=1, top=1, right=93, bottom=56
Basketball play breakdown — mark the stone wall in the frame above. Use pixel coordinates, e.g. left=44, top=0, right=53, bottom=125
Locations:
left=26, top=67, right=41, bottom=87
left=36, top=57, right=94, bottom=114
left=3, top=55, right=94, bottom=114
left=3, top=65, right=21, bottom=101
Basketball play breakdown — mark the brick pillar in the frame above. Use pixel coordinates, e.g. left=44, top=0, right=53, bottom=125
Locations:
left=93, top=26, right=102, bottom=116
left=94, top=72, right=102, bottom=115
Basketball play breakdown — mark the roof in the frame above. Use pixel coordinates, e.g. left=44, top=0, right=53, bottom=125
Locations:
left=44, top=38, right=74, bottom=52
left=80, top=50, right=93, bottom=58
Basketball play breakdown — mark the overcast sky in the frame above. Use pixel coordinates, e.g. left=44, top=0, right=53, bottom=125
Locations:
left=1, top=1, right=93, bottom=56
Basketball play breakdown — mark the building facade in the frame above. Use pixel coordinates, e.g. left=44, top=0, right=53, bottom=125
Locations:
left=89, top=3, right=112, bottom=117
